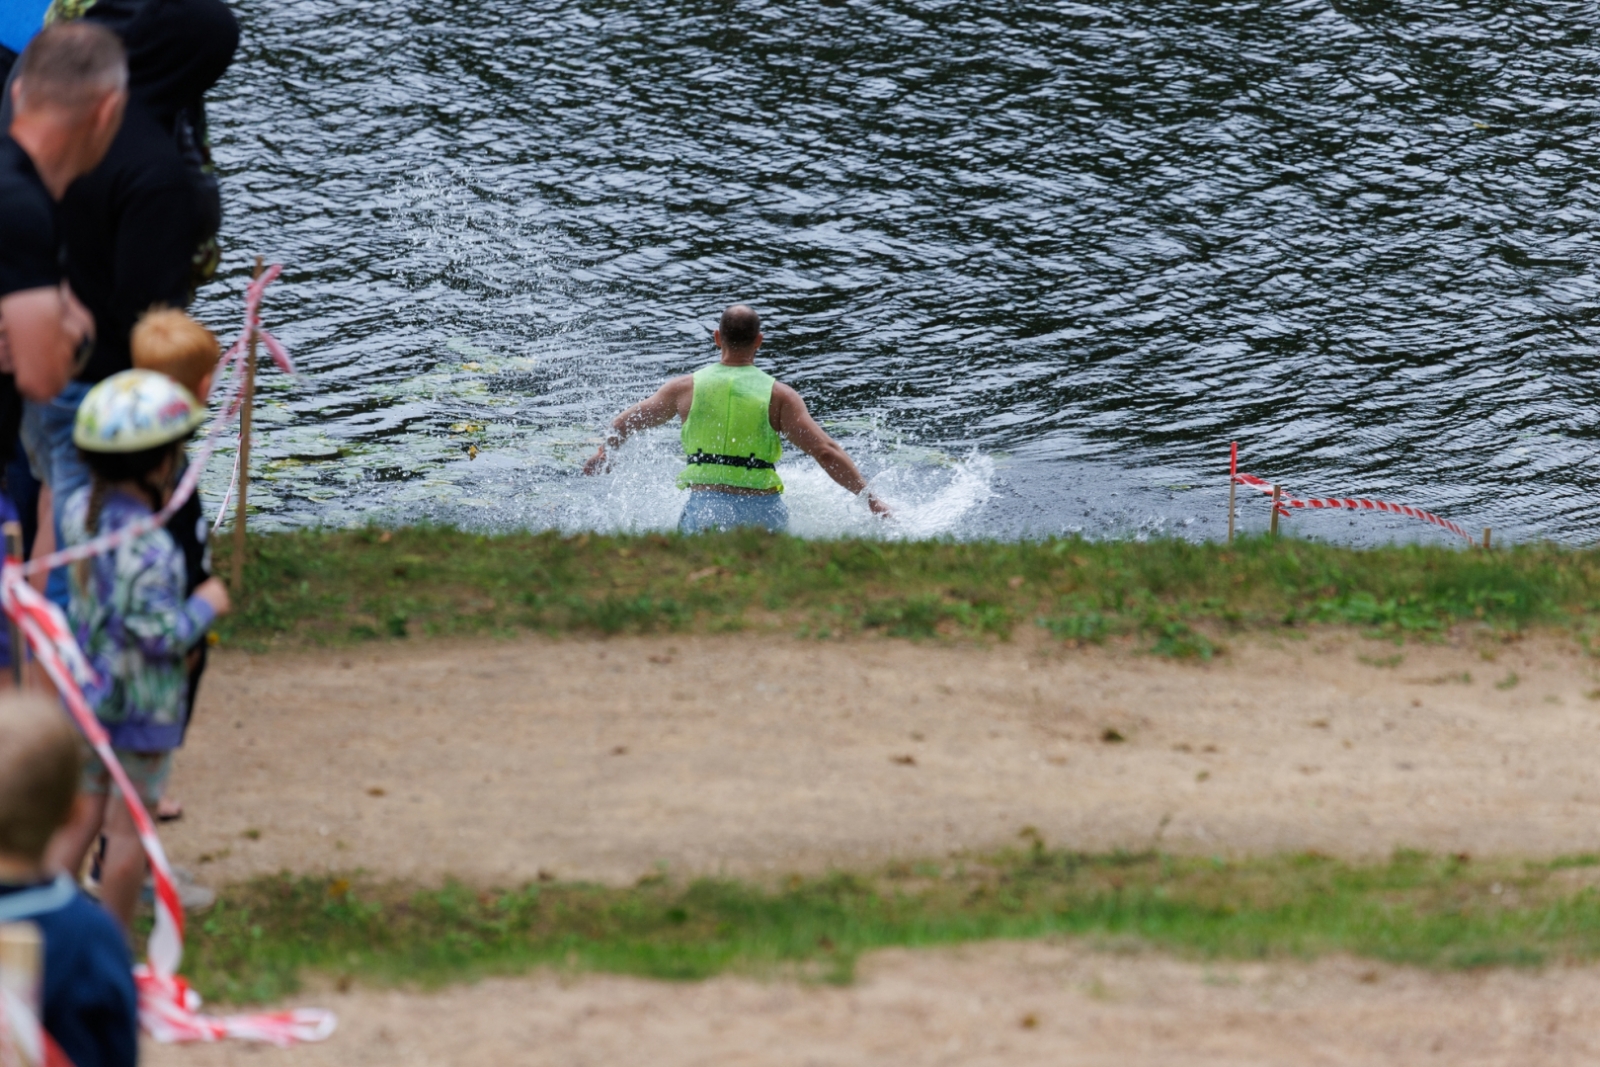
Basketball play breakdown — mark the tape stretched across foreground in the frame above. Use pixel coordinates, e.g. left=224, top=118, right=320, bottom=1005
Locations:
left=1, top=981, right=48, bottom=1066
left=1229, top=441, right=1472, bottom=543
left=0, top=269, right=336, bottom=1049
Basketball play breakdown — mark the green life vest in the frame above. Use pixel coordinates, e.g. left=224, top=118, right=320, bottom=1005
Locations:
left=677, top=363, right=784, bottom=492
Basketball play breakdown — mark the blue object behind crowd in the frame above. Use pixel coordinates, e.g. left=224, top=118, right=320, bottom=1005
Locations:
left=0, top=0, right=48, bottom=55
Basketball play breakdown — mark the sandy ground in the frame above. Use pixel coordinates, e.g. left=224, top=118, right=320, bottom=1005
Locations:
left=146, top=942, right=1600, bottom=1067
left=165, top=628, right=1600, bottom=887
left=141, top=629, right=1600, bottom=1064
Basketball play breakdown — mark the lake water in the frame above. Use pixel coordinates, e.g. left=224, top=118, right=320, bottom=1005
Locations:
left=195, top=0, right=1600, bottom=545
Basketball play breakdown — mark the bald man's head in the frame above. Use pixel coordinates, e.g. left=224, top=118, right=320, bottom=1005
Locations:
left=13, top=21, right=127, bottom=114
left=718, top=305, right=762, bottom=352
left=0, top=694, right=82, bottom=862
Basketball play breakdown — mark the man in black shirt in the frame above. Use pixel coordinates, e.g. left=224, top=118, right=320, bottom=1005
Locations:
left=22, top=0, right=234, bottom=610
left=0, top=23, right=126, bottom=455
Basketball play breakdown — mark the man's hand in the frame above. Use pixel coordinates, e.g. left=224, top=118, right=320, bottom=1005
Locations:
left=582, top=445, right=610, bottom=476
left=0, top=284, right=90, bottom=400
left=866, top=492, right=892, bottom=518
left=61, top=283, right=94, bottom=343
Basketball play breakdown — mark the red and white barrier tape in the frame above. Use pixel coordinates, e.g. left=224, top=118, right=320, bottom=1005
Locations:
left=0, top=987, right=72, bottom=1067
left=1230, top=441, right=1472, bottom=542
left=1, top=269, right=335, bottom=1048
left=210, top=447, right=242, bottom=535
left=207, top=263, right=291, bottom=533
left=0, top=982, right=44, bottom=1067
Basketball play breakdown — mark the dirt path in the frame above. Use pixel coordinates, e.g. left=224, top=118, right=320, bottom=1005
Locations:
left=143, top=629, right=1600, bottom=1064
left=146, top=942, right=1600, bottom=1066
left=164, top=628, right=1600, bottom=887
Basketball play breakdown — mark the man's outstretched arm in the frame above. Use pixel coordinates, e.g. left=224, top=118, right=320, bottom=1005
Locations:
left=771, top=383, right=890, bottom=516
left=582, top=375, right=694, bottom=474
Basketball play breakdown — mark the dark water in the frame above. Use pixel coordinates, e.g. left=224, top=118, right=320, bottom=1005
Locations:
left=195, top=0, right=1600, bottom=543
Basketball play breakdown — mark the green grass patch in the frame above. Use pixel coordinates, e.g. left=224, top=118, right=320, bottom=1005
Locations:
left=172, top=846, right=1600, bottom=1005
left=209, top=527, right=1600, bottom=652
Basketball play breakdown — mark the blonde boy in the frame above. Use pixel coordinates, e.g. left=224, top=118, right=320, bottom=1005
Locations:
left=0, top=694, right=138, bottom=1067
left=131, top=307, right=217, bottom=402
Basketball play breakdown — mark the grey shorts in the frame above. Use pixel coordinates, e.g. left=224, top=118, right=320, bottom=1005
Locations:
left=679, top=490, right=788, bottom=534
left=82, top=748, right=173, bottom=807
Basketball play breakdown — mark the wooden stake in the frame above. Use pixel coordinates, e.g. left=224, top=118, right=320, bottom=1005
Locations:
left=1482, top=527, right=1492, bottom=551
left=1227, top=477, right=1236, bottom=544
left=3, top=522, right=23, bottom=688
left=1269, top=485, right=1281, bottom=537
left=231, top=256, right=263, bottom=593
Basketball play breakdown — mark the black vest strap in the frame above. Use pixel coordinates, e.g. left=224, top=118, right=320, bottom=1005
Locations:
left=684, top=450, right=777, bottom=471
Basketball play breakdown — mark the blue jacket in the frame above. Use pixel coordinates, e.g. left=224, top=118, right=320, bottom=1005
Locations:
left=63, top=488, right=216, bottom=751
left=0, top=875, right=138, bottom=1067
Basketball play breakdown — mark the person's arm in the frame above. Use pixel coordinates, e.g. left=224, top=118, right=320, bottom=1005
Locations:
left=0, top=283, right=92, bottom=399
left=582, top=375, right=694, bottom=474
left=770, top=383, right=890, bottom=516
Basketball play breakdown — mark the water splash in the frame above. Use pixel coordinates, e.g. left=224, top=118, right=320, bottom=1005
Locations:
left=513, top=425, right=996, bottom=539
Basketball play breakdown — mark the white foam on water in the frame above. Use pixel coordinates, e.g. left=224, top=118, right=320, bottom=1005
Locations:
left=552, top=427, right=996, bottom=539
left=783, top=450, right=997, bottom=541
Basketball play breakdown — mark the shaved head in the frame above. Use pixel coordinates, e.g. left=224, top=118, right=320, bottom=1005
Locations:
left=14, top=21, right=127, bottom=114
left=0, top=694, right=82, bottom=862
left=718, top=304, right=762, bottom=351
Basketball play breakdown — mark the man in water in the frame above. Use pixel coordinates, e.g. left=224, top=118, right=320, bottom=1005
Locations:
left=584, top=305, right=890, bottom=533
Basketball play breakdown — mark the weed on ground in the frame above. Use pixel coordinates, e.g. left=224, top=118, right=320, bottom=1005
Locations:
left=214, top=528, right=1600, bottom=653
left=174, top=846, right=1600, bottom=1005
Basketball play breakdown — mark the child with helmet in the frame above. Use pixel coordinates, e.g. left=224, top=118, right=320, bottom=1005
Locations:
left=46, top=368, right=230, bottom=932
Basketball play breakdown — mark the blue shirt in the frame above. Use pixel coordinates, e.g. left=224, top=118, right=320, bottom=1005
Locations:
left=0, top=0, right=49, bottom=55
left=0, top=875, right=138, bottom=1067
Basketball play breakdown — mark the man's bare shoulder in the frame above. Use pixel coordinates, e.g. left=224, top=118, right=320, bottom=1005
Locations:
left=769, top=379, right=805, bottom=406
left=662, top=373, right=697, bottom=400
left=661, top=373, right=697, bottom=418
left=767, top=379, right=816, bottom=435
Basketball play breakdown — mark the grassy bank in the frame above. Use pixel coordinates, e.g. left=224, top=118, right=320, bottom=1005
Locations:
left=213, top=527, right=1600, bottom=654
left=179, top=845, right=1600, bottom=1004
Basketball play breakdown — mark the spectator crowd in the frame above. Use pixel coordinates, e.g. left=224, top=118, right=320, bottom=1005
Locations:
left=0, top=3, right=240, bottom=1065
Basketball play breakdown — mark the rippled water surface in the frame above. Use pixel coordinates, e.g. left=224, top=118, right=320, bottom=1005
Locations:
left=195, top=0, right=1600, bottom=544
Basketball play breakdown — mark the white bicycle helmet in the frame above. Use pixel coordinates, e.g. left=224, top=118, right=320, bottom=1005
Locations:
left=74, top=369, right=204, bottom=454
